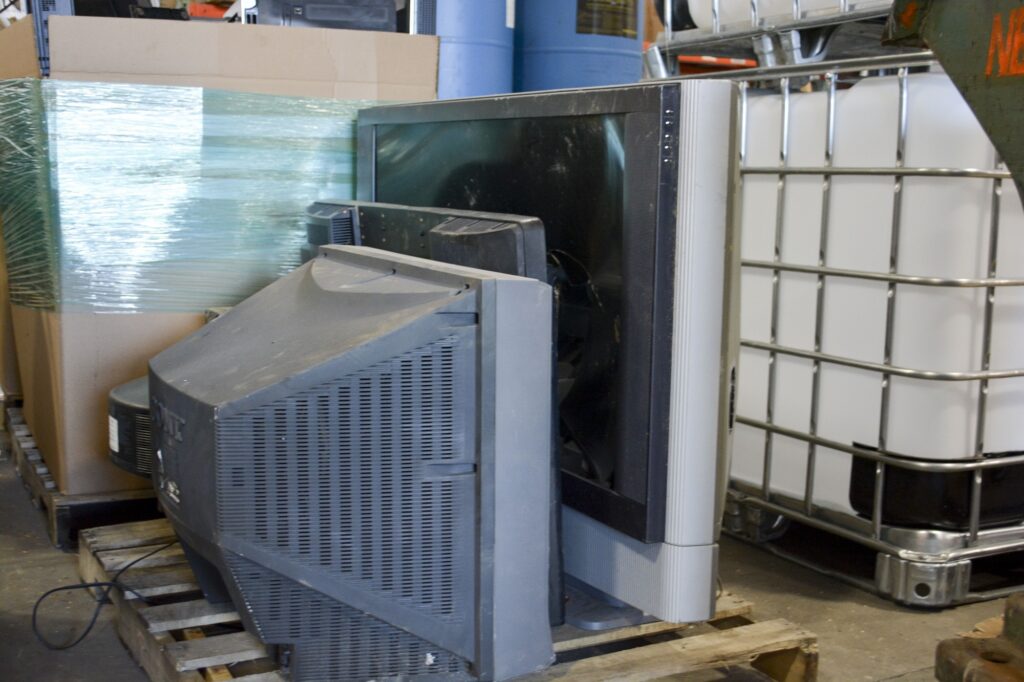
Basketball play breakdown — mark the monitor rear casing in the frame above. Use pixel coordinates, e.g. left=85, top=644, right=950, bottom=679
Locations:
left=150, top=245, right=554, bottom=680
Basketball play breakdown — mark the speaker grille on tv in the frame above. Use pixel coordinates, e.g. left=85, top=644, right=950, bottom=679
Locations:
left=215, top=336, right=476, bottom=674
left=225, top=556, right=469, bottom=681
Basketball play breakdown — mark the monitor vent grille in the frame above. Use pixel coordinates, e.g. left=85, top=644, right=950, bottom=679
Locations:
left=132, top=412, right=155, bottom=474
left=329, top=209, right=355, bottom=244
left=224, top=556, right=469, bottom=681
left=415, top=0, right=437, bottom=34
left=216, top=337, right=473, bottom=627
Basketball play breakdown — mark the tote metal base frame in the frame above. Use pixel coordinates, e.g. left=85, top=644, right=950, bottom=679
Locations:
left=725, top=484, right=1024, bottom=608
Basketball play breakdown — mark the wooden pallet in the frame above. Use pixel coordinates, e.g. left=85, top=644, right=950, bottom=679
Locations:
left=0, top=395, right=23, bottom=460
left=7, top=406, right=160, bottom=549
left=542, top=594, right=816, bottom=681
left=80, top=518, right=817, bottom=682
left=78, top=520, right=285, bottom=682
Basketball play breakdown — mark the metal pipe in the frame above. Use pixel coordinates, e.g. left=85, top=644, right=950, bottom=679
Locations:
left=742, top=166, right=1012, bottom=179
left=968, top=160, right=1005, bottom=542
left=740, top=340, right=1024, bottom=381
left=761, top=76, right=791, bottom=501
left=871, top=68, right=909, bottom=540
left=803, top=71, right=837, bottom=516
left=742, top=260, right=1024, bottom=288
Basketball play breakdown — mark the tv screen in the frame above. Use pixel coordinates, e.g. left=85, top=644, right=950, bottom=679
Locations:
left=362, top=91, right=671, bottom=542
left=358, top=82, right=737, bottom=623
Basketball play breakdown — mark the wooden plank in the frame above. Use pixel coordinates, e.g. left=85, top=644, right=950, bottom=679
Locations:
left=116, top=598, right=204, bottom=682
left=165, top=631, right=268, bottom=672
left=117, top=564, right=200, bottom=600
left=553, top=620, right=688, bottom=653
left=77, top=532, right=114, bottom=600
left=232, top=674, right=288, bottom=682
left=97, top=544, right=186, bottom=573
left=140, top=600, right=240, bottom=633
left=552, top=591, right=754, bottom=653
left=181, top=629, right=234, bottom=682
left=527, top=619, right=817, bottom=681
left=79, top=518, right=176, bottom=553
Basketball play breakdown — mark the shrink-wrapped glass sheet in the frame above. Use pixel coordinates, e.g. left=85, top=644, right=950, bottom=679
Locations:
left=0, top=79, right=368, bottom=311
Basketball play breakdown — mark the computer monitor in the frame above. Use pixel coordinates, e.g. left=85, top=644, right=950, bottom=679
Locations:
left=356, top=81, right=738, bottom=622
left=150, top=245, right=554, bottom=681
left=302, top=200, right=548, bottom=280
left=251, top=0, right=395, bottom=30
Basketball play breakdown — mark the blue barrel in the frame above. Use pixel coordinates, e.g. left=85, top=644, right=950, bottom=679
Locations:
left=436, top=1, right=514, bottom=99
left=515, top=0, right=644, bottom=92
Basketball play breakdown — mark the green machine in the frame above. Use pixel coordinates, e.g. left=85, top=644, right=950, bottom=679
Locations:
left=884, top=0, right=1024, bottom=198
left=887, top=3, right=1024, bottom=679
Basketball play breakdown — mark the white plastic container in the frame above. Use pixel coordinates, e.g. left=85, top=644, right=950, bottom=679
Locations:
left=687, top=0, right=893, bottom=32
left=732, top=72, right=1024, bottom=515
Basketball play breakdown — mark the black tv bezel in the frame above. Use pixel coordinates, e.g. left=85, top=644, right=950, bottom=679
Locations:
left=356, top=83, right=682, bottom=543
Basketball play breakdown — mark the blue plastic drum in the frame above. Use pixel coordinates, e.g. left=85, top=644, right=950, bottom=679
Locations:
left=436, top=1, right=515, bottom=99
left=514, top=0, right=645, bottom=92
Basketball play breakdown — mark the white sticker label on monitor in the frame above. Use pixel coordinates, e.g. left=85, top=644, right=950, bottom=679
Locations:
left=506, top=0, right=515, bottom=29
left=109, top=415, right=119, bottom=453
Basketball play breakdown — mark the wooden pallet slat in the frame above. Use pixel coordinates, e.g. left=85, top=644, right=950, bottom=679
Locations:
left=534, top=619, right=818, bottom=682
left=181, top=628, right=236, bottom=681
left=80, top=519, right=817, bottom=682
left=117, top=564, right=201, bottom=600
left=80, top=518, right=178, bottom=552
left=97, top=544, right=187, bottom=572
left=551, top=591, right=754, bottom=653
left=139, top=601, right=240, bottom=634
left=165, top=631, right=268, bottom=672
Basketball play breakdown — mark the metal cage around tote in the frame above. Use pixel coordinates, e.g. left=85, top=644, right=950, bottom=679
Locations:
left=677, top=51, right=1024, bottom=605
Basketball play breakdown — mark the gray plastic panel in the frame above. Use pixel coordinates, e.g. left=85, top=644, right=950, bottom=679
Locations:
left=216, top=335, right=478, bottom=659
left=225, top=555, right=470, bottom=681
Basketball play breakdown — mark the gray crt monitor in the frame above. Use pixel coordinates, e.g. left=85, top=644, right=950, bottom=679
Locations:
left=356, top=81, right=738, bottom=622
left=149, top=245, right=554, bottom=681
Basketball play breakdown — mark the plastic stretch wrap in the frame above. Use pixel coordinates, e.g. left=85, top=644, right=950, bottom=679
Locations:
left=0, top=79, right=369, bottom=312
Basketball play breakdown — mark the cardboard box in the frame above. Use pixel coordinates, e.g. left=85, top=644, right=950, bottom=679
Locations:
left=49, top=16, right=438, bottom=100
left=11, top=307, right=205, bottom=494
left=0, top=18, right=438, bottom=495
left=0, top=19, right=39, bottom=79
left=0, top=221, right=21, bottom=399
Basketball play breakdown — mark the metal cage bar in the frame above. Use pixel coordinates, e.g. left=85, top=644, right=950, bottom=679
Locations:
left=760, top=76, right=792, bottom=501
left=803, top=71, right=837, bottom=516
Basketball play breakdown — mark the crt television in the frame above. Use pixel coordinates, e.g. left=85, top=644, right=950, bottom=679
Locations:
left=150, top=245, right=554, bottom=681
left=357, top=81, right=738, bottom=622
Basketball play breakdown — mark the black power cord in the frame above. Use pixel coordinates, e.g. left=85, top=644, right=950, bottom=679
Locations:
left=32, top=540, right=177, bottom=650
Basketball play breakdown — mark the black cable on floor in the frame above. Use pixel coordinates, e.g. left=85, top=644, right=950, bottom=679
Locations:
left=32, top=539, right=177, bottom=650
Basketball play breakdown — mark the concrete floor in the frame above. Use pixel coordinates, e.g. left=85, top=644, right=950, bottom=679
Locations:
left=0, top=458, right=1007, bottom=681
